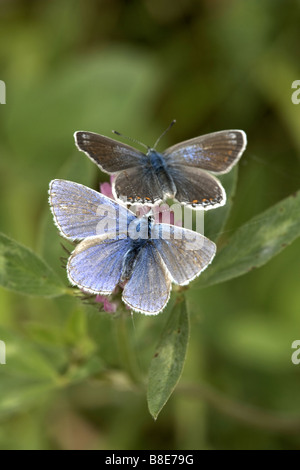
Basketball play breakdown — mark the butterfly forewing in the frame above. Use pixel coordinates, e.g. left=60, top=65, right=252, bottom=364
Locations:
left=163, top=130, right=247, bottom=174
left=49, top=179, right=135, bottom=241
left=74, top=131, right=146, bottom=173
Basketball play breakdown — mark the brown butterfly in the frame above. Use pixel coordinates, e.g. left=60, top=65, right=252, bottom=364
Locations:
left=74, top=127, right=247, bottom=210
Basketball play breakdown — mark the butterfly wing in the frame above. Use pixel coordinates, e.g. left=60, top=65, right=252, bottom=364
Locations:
left=74, top=132, right=164, bottom=204
left=49, top=179, right=135, bottom=241
left=74, top=131, right=146, bottom=173
left=152, top=223, right=216, bottom=285
left=122, top=242, right=171, bottom=314
left=166, top=165, right=226, bottom=209
left=112, top=165, right=164, bottom=205
left=67, top=235, right=132, bottom=295
left=163, top=130, right=247, bottom=174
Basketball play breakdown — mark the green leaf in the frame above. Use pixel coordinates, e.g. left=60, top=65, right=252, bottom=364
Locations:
left=204, top=166, right=238, bottom=242
left=0, top=327, right=58, bottom=381
left=0, top=327, right=58, bottom=417
left=254, top=48, right=300, bottom=152
left=0, top=233, right=66, bottom=297
left=147, top=297, right=189, bottom=420
left=197, top=190, right=300, bottom=288
left=0, top=378, right=54, bottom=418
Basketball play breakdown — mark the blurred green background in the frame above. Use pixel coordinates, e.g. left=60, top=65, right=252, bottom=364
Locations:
left=1, top=0, right=300, bottom=450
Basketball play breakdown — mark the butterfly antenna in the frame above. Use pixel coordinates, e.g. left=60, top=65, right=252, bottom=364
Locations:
left=112, top=130, right=150, bottom=152
left=153, top=119, right=176, bottom=150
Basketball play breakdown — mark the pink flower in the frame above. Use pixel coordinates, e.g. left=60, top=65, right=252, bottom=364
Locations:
left=100, top=175, right=116, bottom=200
left=95, top=294, right=118, bottom=313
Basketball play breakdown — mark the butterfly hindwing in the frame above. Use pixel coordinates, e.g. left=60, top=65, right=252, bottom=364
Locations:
left=113, top=165, right=165, bottom=205
left=67, top=235, right=132, bottom=295
left=122, top=242, right=171, bottom=315
left=152, top=224, right=216, bottom=285
left=167, top=165, right=226, bottom=209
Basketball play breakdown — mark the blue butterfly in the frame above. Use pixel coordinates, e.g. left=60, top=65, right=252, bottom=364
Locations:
left=74, top=128, right=247, bottom=210
left=49, top=179, right=216, bottom=314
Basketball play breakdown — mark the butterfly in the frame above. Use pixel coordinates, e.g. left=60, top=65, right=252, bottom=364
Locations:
left=74, top=128, right=247, bottom=210
left=49, top=179, right=216, bottom=314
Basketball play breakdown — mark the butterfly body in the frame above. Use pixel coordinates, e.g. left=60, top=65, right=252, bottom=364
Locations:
left=121, top=242, right=143, bottom=282
left=121, top=218, right=151, bottom=281
left=127, top=149, right=176, bottom=203
left=74, top=129, right=247, bottom=210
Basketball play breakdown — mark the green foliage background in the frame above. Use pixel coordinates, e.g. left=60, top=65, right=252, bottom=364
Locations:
left=1, top=0, right=300, bottom=450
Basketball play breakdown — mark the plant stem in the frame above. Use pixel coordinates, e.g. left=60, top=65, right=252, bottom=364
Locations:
left=177, top=382, right=300, bottom=434
left=115, top=310, right=142, bottom=385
